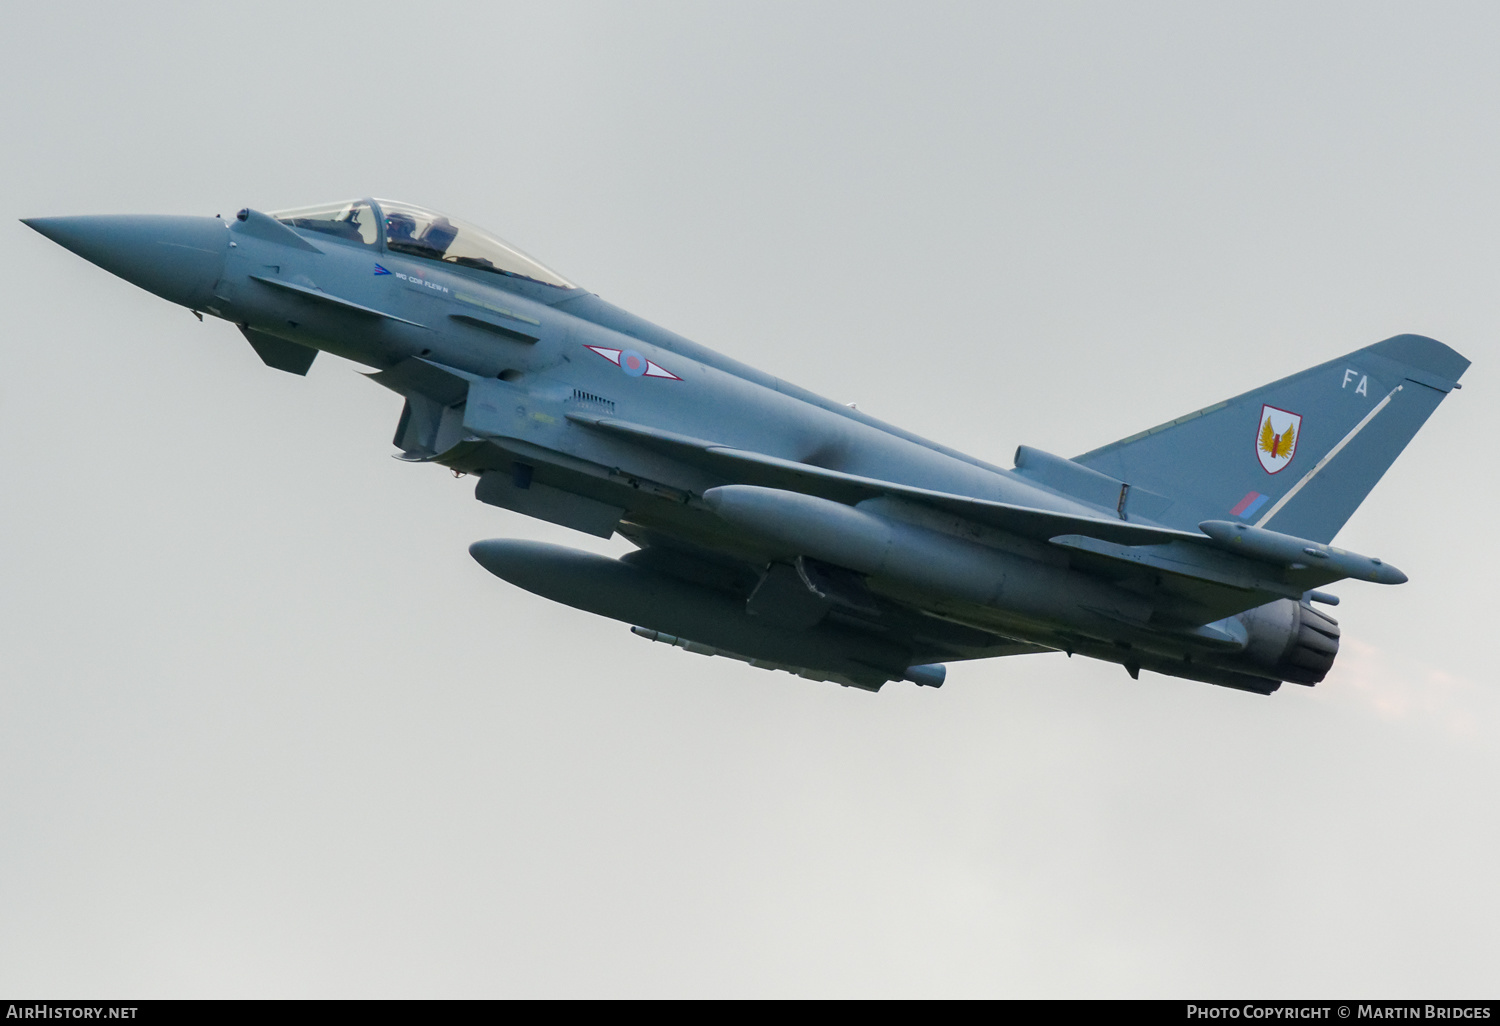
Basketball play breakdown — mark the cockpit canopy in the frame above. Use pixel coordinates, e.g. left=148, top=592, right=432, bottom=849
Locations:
left=269, top=198, right=576, bottom=289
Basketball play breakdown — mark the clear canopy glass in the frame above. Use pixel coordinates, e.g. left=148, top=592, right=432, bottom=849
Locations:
left=374, top=199, right=576, bottom=289
left=271, top=200, right=380, bottom=246
left=270, top=198, right=576, bottom=289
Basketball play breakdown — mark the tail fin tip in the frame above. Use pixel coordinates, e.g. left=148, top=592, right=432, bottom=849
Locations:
left=1369, top=334, right=1470, bottom=387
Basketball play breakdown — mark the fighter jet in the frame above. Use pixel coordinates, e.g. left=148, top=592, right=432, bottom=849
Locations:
left=22, top=200, right=1470, bottom=694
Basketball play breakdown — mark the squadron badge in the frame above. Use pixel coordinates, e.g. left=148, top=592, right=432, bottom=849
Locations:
left=1256, top=405, right=1301, bottom=474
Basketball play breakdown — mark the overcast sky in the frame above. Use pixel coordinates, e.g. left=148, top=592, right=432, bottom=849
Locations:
left=2, top=1, right=1497, bottom=998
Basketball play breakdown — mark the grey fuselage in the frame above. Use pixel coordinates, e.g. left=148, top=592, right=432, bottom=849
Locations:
left=34, top=200, right=1418, bottom=694
left=215, top=210, right=1156, bottom=630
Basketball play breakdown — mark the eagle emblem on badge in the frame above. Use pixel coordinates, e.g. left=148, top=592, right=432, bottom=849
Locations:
left=1256, top=405, right=1301, bottom=474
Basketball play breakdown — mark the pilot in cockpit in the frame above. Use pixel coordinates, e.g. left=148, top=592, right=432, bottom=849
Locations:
left=385, top=211, right=419, bottom=249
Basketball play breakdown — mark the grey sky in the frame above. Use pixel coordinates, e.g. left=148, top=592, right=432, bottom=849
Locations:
left=2, top=1, right=1496, bottom=997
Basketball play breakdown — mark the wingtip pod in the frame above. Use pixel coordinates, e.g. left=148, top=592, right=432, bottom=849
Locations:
left=1198, top=520, right=1407, bottom=585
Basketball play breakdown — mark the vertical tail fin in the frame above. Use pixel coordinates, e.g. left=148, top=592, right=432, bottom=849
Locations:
left=1074, top=334, right=1469, bottom=543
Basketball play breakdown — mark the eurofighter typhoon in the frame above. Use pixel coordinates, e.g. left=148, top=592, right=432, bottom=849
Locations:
left=23, top=201, right=1470, bottom=694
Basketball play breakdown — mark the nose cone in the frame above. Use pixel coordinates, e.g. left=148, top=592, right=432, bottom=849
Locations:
left=22, top=214, right=228, bottom=309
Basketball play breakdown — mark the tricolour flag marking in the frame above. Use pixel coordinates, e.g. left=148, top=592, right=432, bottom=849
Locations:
left=1230, top=491, right=1270, bottom=519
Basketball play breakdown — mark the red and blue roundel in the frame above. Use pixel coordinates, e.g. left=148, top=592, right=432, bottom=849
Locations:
left=583, top=345, right=682, bottom=380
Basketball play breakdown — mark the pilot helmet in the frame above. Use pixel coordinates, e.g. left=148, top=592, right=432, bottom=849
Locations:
left=385, top=211, right=417, bottom=242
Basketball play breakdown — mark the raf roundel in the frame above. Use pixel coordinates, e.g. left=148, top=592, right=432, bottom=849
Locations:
left=583, top=344, right=683, bottom=380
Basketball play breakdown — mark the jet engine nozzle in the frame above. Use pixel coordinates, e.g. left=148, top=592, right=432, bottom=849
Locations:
left=1222, top=598, right=1341, bottom=686
left=22, top=214, right=229, bottom=310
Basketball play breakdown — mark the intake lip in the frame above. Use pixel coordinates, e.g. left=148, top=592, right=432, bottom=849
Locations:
left=22, top=214, right=229, bottom=310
